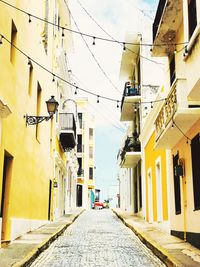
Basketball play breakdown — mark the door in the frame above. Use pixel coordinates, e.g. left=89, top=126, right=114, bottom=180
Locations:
left=48, top=180, right=52, bottom=221
left=173, top=153, right=181, bottom=214
left=76, top=185, right=82, bottom=207
left=1, top=151, right=13, bottom=241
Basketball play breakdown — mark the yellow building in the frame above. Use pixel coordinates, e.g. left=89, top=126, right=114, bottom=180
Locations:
left=50, top=0, right=78, bottom=219
left=76, top=98, right=95, bottom=209
left=152, top=0, right=200, bottom=248
left=0, top=0, right=74, bottom=243
left=140, top=95, right=170, bottom=232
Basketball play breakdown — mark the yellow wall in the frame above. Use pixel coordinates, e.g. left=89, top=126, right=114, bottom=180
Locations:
left=145, top=132, right=168, bottom=222
left=0, top=0, right=55, bottom=240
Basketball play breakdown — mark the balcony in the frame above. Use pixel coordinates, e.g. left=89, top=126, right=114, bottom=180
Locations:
left=119, top=137, right=141, bottom=168
left=59, top=113, right=76, bottom=151
left=152, top=0, right=183, bottom=56
left=120, top=82, right=141, bottom=121
left=155, top=78, right=200, bottom=149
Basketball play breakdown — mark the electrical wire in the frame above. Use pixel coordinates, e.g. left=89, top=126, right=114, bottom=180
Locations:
left=65, top=1, right=122, bottom=95
left=172, top=120, right=191, bottom=142
left=0, top=34, right=191, bottom=141
left=74, top=0, right=164, bottom=67
left=0, top=0, right=188, bottom=48
left=0, top=33, right=182, bottom=106
left=69, top=71, right=126, bottom=131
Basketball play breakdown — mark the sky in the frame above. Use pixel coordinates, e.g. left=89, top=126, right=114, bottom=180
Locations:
left=68, top=0, right=159, bottom=201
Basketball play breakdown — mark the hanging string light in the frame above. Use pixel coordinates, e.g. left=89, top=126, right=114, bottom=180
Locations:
left=62, top=27, right=65, bottom=37
left=27, top=57, right=32, bottom=66
left=117, top=101, right=119, bottom=108
left=92, top=37, right=96, bottom=45
left=0, top=33, right=171, bottom=107
left=0, top=35, right=3, bottom=45
left=0, top=0, right=189, bottom=50
left=74, top=86, right=78, bottom=95
left=134, top=106, right=137, bottom=112
left=28, top=14, right=31, bottom=23
left=183, top=46, right=188, bottom=57
left=123, top=42, right=126, bottom=51
left=174, top=45, right=177, bottom=54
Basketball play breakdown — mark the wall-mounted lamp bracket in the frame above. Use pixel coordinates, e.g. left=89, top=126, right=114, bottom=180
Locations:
left=24, top=114, right=52, bottom=126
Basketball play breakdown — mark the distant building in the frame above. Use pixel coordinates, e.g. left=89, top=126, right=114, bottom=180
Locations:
left=76, top=98, right=95, bottom=209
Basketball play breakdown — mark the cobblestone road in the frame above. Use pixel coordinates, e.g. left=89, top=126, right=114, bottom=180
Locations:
left=30, top=210, right=165, bottom=267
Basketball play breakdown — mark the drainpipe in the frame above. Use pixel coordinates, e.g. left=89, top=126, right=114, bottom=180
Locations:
left=183, top=176, right=187, bottom=241
left=180, top=158, right=187, bottom=241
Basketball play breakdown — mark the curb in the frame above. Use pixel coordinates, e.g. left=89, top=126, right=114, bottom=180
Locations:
left=112, top=209, right=181, bottom=267
left=13, top=209, right=85, bottom=267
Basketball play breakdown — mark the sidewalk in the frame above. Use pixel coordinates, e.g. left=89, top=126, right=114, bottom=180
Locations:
left=113, top=209, right=200, bottom=267
left=0, top=208, right=84, bottom=267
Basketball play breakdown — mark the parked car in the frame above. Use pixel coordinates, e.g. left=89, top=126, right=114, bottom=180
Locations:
left=94, top=201, right=104, bottom=209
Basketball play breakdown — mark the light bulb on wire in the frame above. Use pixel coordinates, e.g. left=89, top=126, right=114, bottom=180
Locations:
left=28, top=14, right=31, bottom=23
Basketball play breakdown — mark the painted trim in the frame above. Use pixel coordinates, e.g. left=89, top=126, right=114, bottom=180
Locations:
left=147, top=167, right=153, bottom=223
left=155, top=156, right=163, bottom=222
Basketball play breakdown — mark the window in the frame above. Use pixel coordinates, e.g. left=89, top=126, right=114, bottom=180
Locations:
left=10, top=20, right=17, bottom=63
left=28, top=62, right=33, bottom=95
left=77, top=135, right=83, bottom=152
left=169, top=54, right=176, bottom=86
left=78, top=113, right=83, bottom=128
left=89, top=167, right=93, bottom=179
left=188, top=0, right=197, bottom=39
left=89, top=146, right=93, bottom=159
left=191, top=133, right=200, bottom=210
left=41, top=0, right=49, bottom=53
left=89, top=128, right=93, bottom=140
left=36, top=83, right=42, bottom=140
left=173, top=153, right=181, bottom=214
left=78, top=157, right=82, bottom=169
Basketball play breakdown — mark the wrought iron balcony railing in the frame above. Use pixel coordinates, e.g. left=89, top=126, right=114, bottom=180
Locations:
left=121, top=82, right=141, bottom=111
left=120, top=137, right=141, bottom=162
left=59, top=113, right=76, bottom=150
left=77, top=168, right=84, bottom=177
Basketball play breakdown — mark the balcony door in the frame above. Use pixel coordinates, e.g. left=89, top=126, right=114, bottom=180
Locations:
left=1, top=151, right=13, bottom=241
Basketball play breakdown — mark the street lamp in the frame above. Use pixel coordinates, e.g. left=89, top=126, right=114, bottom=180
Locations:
left=25, top=95, right=59, bottom=126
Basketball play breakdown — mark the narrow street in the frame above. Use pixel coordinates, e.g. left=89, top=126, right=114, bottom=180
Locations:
left=30, top=210, right=165, bottom=267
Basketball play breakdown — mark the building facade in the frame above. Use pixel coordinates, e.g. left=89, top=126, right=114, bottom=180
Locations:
left=76, top=98, right=95, bottom=209
left=0, top=0, right=79, bottom=244
left=118, top=29, right=163, bottom=218
left=152, top=0, right=200, bottom=247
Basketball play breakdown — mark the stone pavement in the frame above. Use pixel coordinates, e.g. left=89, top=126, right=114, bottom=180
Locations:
left=0, top=208, right=84, bottom=267
left=30, top=209, right=165, bottom=267
left=113, top=208, right=200, bottom=267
